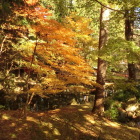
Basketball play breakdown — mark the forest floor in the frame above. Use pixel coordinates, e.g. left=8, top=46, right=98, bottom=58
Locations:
left=0, top=103, right=140, bottom=140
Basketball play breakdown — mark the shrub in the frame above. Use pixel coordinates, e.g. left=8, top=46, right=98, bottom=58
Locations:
left=104, top=98, right=121, bottom=120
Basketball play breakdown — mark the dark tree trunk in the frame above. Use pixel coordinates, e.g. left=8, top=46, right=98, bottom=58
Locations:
left=92, top=7, right=108, bottom=115
left=128, top=63, right=136, bottom=80
left=125, top=10, right=136, bottom=81
left=92, top=58, right=107, bottom=115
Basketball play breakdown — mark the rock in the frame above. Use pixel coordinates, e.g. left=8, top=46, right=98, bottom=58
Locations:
left=126, top=103, right=139, bottom=112
left=127, top=111, right=136, bottom=119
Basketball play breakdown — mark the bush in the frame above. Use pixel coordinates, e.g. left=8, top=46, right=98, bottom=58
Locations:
left=104, top=98, right=121, bottom=120
left=105, top=107, right=119, bottom=120
left=113, top=90, right=134, bottom=102
left=104, top=80, right=140, bottom=122
left=113, top=81, right=140, bottom=101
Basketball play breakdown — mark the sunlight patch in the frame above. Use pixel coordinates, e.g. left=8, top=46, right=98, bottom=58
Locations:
left=23, top=123, right=28, bottom=127
left=17, top=128, right=23, bottom=131
left=49, top=109, right=61, bottom=114
left=84, top=114, right=95, bottom=124
left=37, top=113, right=45, bottom=117
left=78, top=109, right=84, bottom=112
left=10, top=123, right=16, bottom=127
left=2, top=114, right=10, bottom=120
left=104, top=121, right=120, bottom=128
left=82, top=105, right=89, bottom=109
left=46, top=122, right=53, bottom=129
left=43, top=130, right=49, bottom=135
left=27, top=116, right=38, bottom=123
left=53, top=128, right=61, bottom=135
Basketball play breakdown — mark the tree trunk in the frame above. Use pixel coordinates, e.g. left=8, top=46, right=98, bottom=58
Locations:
left=125, top=10, right=136, bottom=81
left=23, top=92, right=34, bottom=119
left=128, top=63, right=136, bottom=80
left=22, top=34, right=38, bottom=119
left=92, top=7, right=109, bottom=115
left=92, top=58, right=107, bottom=115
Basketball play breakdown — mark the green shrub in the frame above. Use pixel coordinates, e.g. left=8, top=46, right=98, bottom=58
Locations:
left=113, top=90, right=134, bottom=102
left=113, top=81, right=140, bottom=101
left=105, top=107, right=119, bottom=120
left=104, top=98, right=121, bottom=120
left=104, top=81, right=140, bottom=121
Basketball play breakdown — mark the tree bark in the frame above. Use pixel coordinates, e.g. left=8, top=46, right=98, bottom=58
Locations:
left=125, top=10, right=136, bottom=81
left=92, top=7, right=108, bottom=115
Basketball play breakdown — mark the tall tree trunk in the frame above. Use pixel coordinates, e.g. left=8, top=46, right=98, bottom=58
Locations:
left=92, top=7, right=109, bottom=115
left=125, top=10, right=136, bottom=81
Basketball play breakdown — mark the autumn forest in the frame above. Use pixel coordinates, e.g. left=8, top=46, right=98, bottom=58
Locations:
left=0, top=0, right=140, bottom=139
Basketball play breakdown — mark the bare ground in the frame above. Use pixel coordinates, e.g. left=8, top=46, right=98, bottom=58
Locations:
left=0, top=103, right=140, bottom=140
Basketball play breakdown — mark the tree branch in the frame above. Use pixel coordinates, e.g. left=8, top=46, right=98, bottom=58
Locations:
left=94, top=0, right=124, bottom=12
left=0, top=35, right=7, bottom=55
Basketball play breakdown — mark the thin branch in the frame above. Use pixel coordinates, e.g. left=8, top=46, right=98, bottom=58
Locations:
left=28, top=92, right=35, bottom=105
left=94, top=0, right=124, bottom=13
left=0, top=35, right=7, bottom=55
left=93, top=0, right=139, bottom=19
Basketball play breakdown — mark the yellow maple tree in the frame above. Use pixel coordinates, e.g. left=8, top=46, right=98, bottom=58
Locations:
left=14, top=4, right=98, bottom=95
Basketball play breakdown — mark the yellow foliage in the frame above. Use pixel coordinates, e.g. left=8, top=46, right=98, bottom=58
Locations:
left=29, top=85, right=43, bottom=93
left=13, top=5, right=97, bottom=94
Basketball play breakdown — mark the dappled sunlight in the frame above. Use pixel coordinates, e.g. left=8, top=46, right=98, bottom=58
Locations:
left=84, top=114, right=95, bottom=124
left=1, top=1, right=140, bottom=140
left=27, top=116, right=38, bottom=123
left=23, top=123, right=28, bottom=127
left=78, top=108, right=85, bottom=111
left=103, top=121, right=120, bottom=128
left=43, top=122, right=53, bottom=129
left=2, top=114, right=11, bottom=120
left=103, top=118, right=121, bottom=128
left=10, top=122, right=16, bottom=127
left=43, top=130, right=49, bottom=135
left=36, top=112, right=45, bottom=117
left=74, top=123, right=98, bottom=137
left=53, top=128, right=61, bottom=136
left=17, top=127, right=23, bottom=132
left=0, top=104, right=140, bottom=140
left=48, top=109, right=61, bottom=114
left=82, top=105, right=89, bottom=108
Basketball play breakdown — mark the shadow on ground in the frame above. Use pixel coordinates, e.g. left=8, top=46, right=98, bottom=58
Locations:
left=0, top=103, right=140, bottom=140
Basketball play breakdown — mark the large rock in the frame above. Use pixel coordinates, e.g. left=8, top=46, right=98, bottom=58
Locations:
left=125, top=97, right=140, bottom=121
left=118, top=97, right=140, bottom=122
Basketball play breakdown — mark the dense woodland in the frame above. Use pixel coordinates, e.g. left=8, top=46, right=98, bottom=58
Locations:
left=0, top=0, right=140, bottom=139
